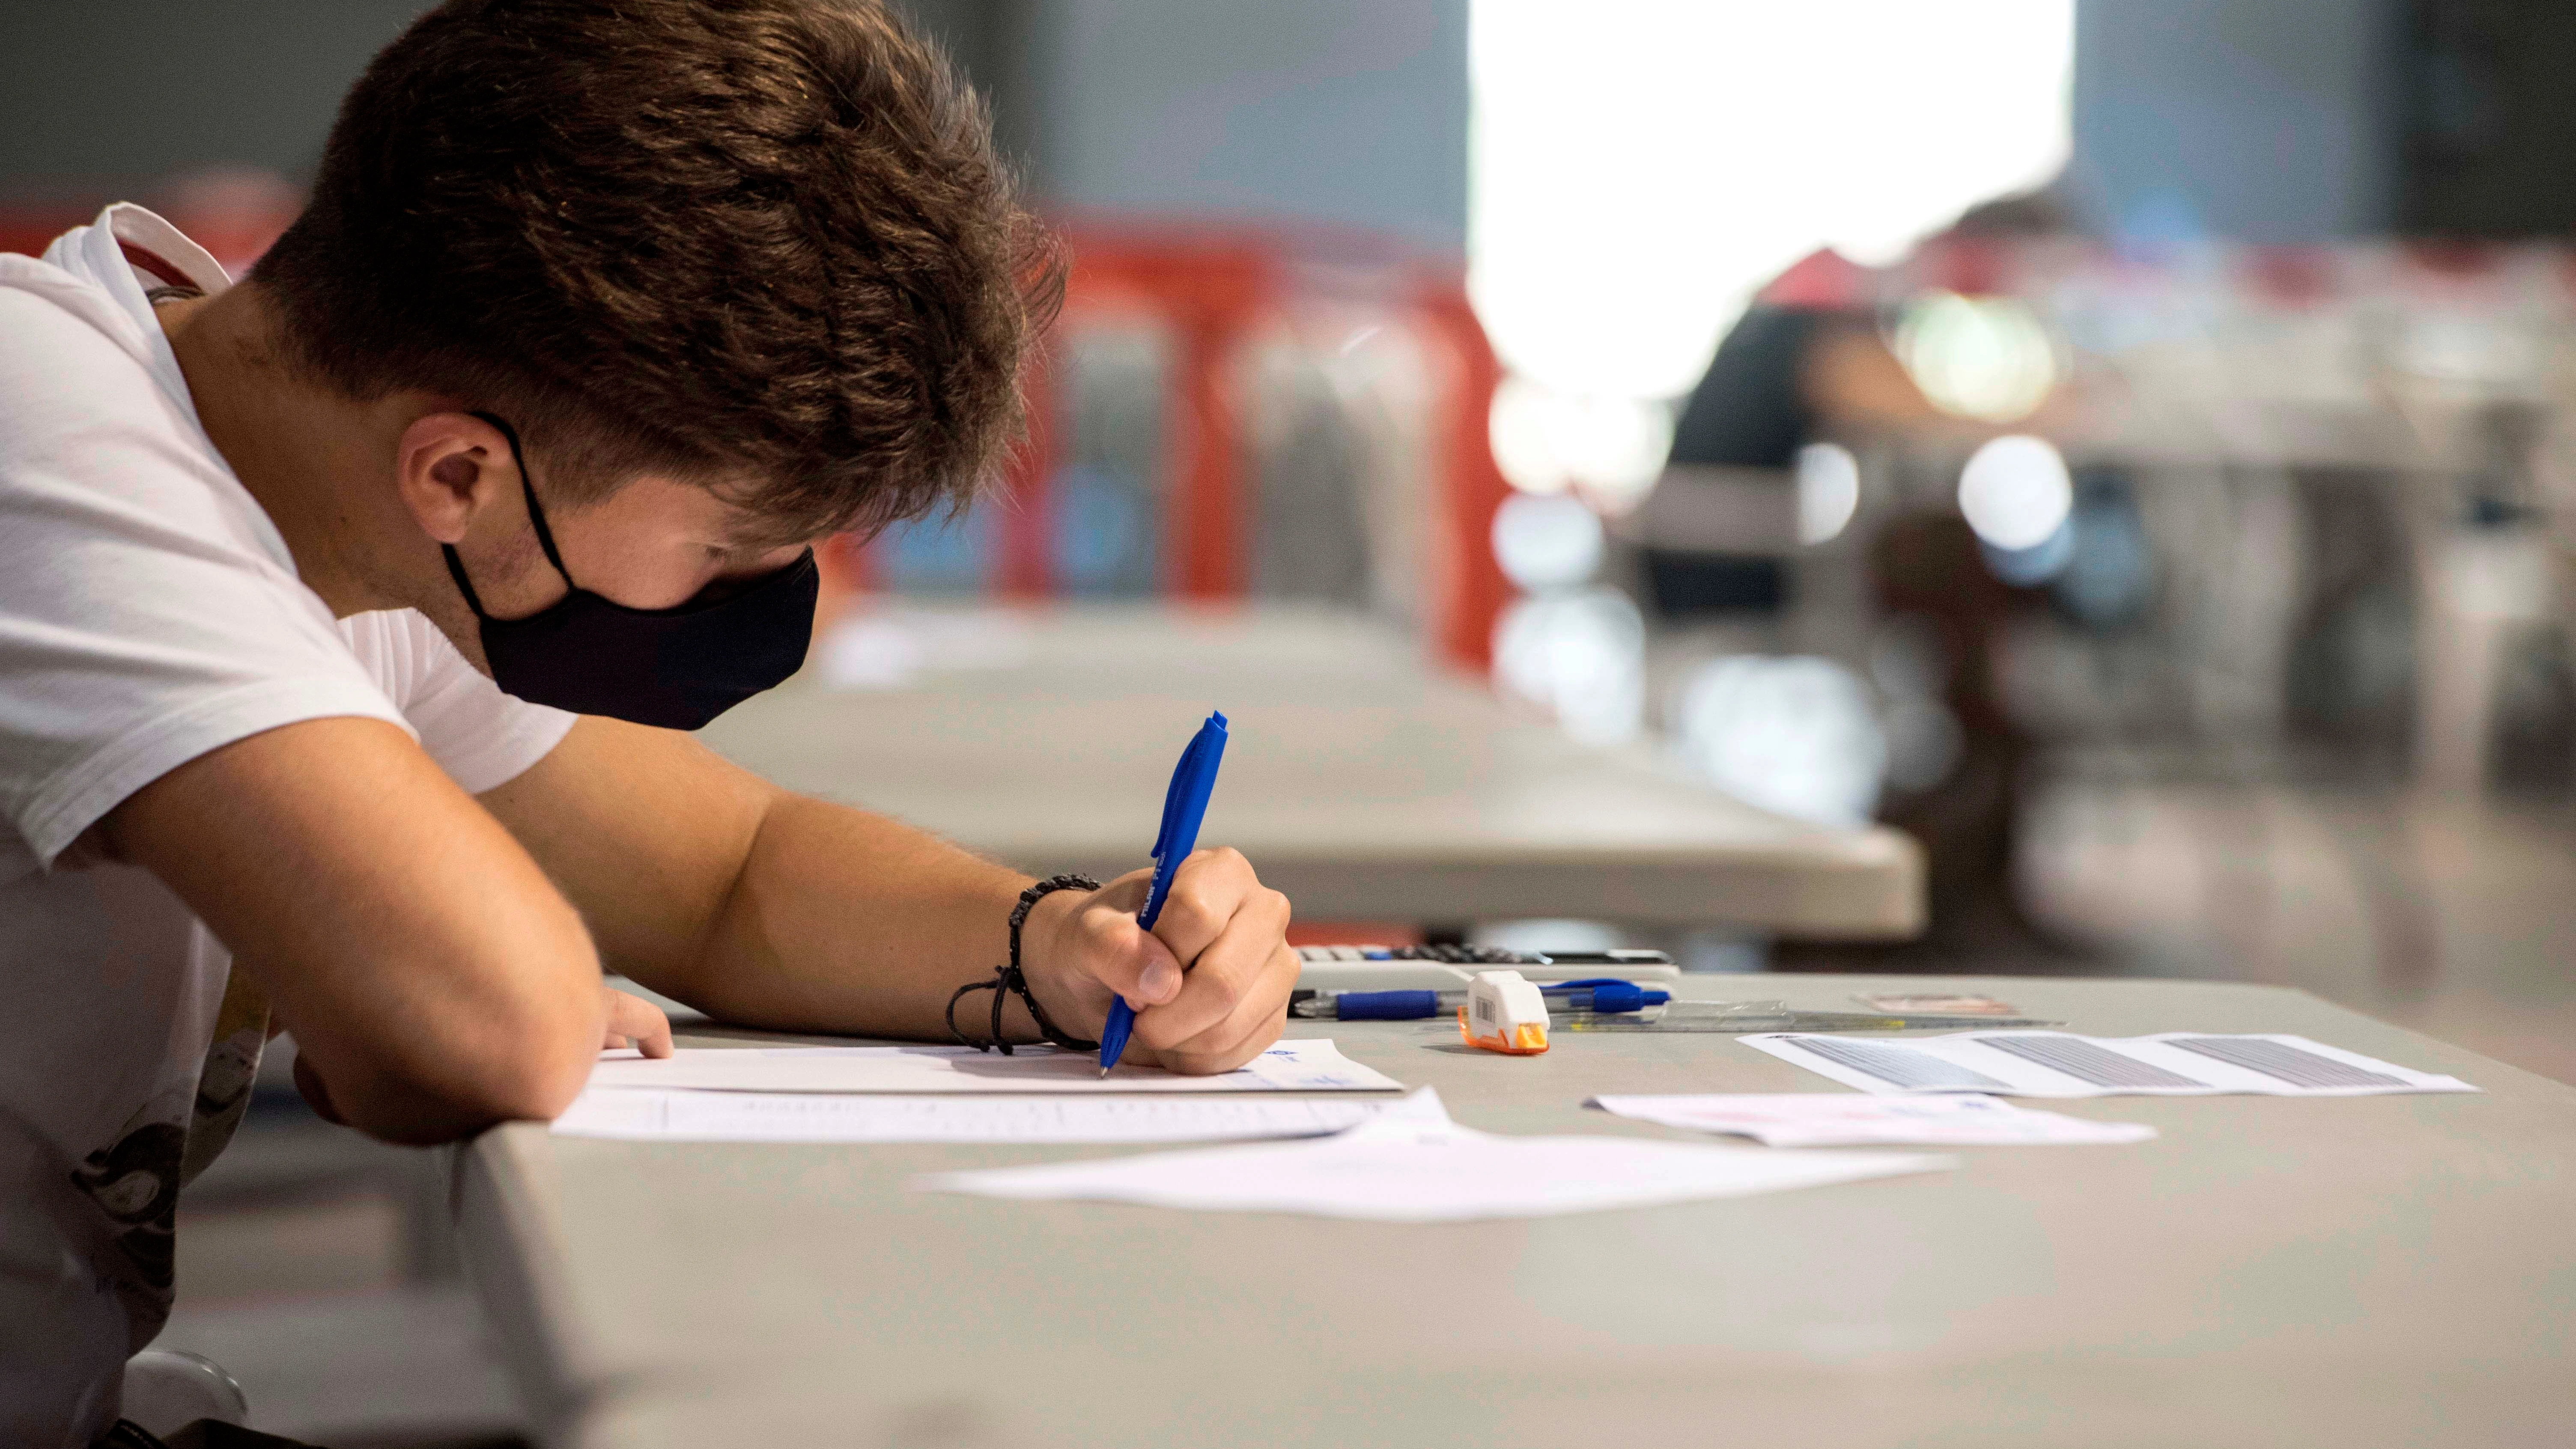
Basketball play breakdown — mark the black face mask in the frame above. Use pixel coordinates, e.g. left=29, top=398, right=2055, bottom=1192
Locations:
left=441, top=413, right=818, bottom=730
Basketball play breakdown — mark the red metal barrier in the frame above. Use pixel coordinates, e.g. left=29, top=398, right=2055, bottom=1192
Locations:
left=992, top=231, right=1276, bottom=605
left=943, top=223, right=1512, bottom=671
left=1410, top=268, right=1512, bottom=672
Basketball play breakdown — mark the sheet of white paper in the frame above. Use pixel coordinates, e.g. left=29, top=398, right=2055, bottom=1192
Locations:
left=917, top=1088, right=1951, bottom=1222
left=1741, top=1031, right=2479, bottom=1099
left=551, top=1090, right=1406, bottom=1143
left=1589, top=1093, right=2156, bottom=1146
left=582, top=1038, right=1401, bottom=1094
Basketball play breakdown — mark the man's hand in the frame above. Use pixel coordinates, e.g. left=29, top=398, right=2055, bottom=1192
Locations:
left=603, top=986, right=675, bottom=1057
left=1018, top=848, right=1296, bottom=1075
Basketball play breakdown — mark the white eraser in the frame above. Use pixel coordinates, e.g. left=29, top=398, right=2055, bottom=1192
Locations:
left=1461, top=970, right=1550, bottom=1055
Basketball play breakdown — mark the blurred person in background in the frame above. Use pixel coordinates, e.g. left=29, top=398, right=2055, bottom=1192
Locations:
left=1636, top=192, right=2072, bottom=616
left=1637, top=188, right=2087, bottom=963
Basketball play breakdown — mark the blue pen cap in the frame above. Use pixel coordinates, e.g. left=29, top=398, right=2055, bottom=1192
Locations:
left=1545, top=978, right=1670, bottom=1014
left=1336, top=990, right=1443, bottom=1020
left=1583, top=981, right=1655, bottom=1014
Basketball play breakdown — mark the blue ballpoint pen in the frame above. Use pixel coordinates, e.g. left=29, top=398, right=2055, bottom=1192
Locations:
left=1097, top=710, right=1229, bottom=1075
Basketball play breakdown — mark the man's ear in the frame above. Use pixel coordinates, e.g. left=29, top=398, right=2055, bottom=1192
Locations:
left=393, top=411, right=516, bottom=546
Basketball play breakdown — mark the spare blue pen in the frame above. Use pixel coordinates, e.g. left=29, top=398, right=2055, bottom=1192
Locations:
left=1098, top=710, right=1228, bottom=1075
left=1291, top=979, right=1670, bottom=1020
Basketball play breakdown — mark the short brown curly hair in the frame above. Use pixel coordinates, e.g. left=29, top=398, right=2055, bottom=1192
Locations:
left=253, top=0, right=1061, bottom=540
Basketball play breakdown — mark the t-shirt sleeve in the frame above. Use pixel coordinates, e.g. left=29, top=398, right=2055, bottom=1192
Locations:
left=0, top=286, right=414, bottom=868
left=339, top=611, right=576, bottom=794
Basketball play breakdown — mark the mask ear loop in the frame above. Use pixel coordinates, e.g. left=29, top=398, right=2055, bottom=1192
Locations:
left=441, top=544, right=494, bottom=620
left=467, top=411, right=579, bottom=588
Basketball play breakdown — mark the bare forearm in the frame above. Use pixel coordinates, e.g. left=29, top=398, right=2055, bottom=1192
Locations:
left=485, top=716, right=1291, bottom=1067
left=655, top=793, right=1054, bottom=1039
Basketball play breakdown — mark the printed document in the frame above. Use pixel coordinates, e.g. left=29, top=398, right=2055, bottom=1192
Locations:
left=1742, top=1031, right=2478, bottom=1099
left=917, top=1089, right=1951, bottom=1222
left=552, top=1090, right=1400, bottom=1143
left=583, top=1038, right=1401, bottom=1094
left=1589, top=1093, right=2156, bottom=1146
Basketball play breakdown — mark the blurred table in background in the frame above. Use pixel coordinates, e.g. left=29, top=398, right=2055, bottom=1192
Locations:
left=700, top=604, right=1922, bottom=938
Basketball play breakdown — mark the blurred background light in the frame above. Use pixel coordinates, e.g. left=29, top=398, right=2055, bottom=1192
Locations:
left=1491, top=491, right=1605, bottom=591
left=1957, top=433, right=2072, bottom=550
left=1494, top=587, right=1646, bottom=745
left=1672, top=656, right=1887, bottom=827
left=1893, top=291, right=2061, bottom=423
left=1488, top=374, right=1571, bottom=494
left=1467, top=0, right=2073, bottom=405
left=1487, top=377, right=1672, bottom=502
left=1795, top=441, right=1862, bottom=546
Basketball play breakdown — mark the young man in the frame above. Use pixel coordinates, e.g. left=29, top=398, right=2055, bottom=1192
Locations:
left=0, top=1, right=1297, bottom=1441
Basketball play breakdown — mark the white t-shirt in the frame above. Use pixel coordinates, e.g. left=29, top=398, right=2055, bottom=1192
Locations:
left=0, top=205, right=577, bottom=1446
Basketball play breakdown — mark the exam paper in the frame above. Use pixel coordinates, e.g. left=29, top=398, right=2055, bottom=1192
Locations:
left=552, top=1090, right=1401, bottom=1143
left=1589, top=1093, right=2157, bottom=1146
left=917, top=1088, right=1952, bottom=1222
left=583, top=1038, right=1402, bottom=1094
left=1742, top=1031, right=2479, bottom=1099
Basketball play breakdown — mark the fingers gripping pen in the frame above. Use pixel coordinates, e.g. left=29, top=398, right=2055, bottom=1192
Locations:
left=1097, top=711, right=1228, bottom=1075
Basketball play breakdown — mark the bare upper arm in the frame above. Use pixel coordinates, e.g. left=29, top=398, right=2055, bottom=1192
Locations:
left=474, top=714, right=779, bottom=988
left=101, top=716, right=605, bottom=1140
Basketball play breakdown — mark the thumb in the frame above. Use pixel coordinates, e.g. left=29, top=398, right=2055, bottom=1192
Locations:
left=1080, top=908, right=1185, bottom=1011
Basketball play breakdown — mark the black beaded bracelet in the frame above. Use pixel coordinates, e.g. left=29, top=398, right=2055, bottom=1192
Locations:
left=946, top=874, right=1102, bottom=1054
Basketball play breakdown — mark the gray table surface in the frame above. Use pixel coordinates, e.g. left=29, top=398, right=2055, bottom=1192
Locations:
left=696, top=604, right=1922, bottom=937
left=456, top=975, right=2576, bottom=1449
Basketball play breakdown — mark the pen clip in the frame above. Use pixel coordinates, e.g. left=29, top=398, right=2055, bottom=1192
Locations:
left=1148, top=732, right=1203, bottom=868
left=1150, top=712, right=1227, bottom=867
